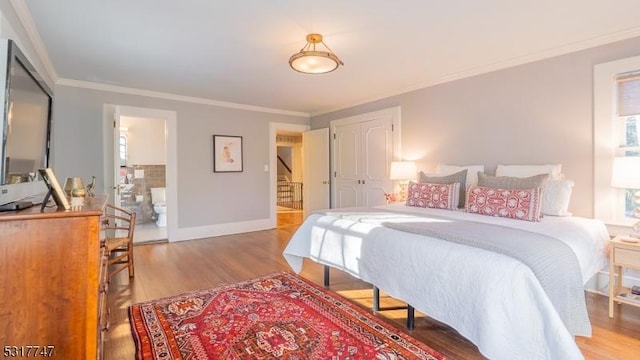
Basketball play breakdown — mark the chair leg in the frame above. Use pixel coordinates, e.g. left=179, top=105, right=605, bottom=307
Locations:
left=128, top=245, right=135, bottom=278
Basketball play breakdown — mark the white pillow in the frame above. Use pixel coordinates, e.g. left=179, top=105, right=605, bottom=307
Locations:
left=541, top=179, right=574, bottom=216
left=436, top=164, right=485, bottom=186
left=495, top=164, right=562, bottom=180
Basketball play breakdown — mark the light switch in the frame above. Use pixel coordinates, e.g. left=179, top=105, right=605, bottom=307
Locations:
left=134, top=169, right=144, bottom=178
left=264, top=165, right=269, bottom=172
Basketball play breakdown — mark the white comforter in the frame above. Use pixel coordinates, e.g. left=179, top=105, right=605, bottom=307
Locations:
left=282, top=204, right=609, bottom=360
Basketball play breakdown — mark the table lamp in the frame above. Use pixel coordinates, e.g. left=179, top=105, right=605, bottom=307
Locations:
left=611, top=156, right=640, bottom=235
left=390, top=161, right=417, bottom=201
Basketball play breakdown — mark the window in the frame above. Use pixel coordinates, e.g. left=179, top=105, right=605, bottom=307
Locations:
left=594, top=56, right=640, bottom=225
left=617, top=72, right=640, bottom=219
left=620, top=115, right=640, bottom=218
left=119, top=134, right=127, bottom=167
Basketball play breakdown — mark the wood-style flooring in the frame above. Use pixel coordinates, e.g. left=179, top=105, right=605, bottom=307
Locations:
left=104, top=222, right=640, bottom=359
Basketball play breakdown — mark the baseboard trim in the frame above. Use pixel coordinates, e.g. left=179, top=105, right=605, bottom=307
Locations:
left=170, top=218, right=273, bottom=242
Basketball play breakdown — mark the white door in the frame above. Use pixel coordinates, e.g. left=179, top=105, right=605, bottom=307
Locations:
left=333, top=117, right=393, bottom=208
left=112, top=107, right=122, bottom=208
left=302, top=128, right=330, bottom=217
left=360, top=119, right=393, bottom=207
left=334, top=122, right=361, bottom=208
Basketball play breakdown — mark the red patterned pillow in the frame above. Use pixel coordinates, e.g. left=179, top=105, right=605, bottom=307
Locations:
left=466, top=186, right=543, bottom=222
left=406, top=181, right=460, bottom=210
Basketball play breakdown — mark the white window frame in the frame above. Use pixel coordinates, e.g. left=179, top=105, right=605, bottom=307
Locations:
left=594, top=55, right=640, bottom=226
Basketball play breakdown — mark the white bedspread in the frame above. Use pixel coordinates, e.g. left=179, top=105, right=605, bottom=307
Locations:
left=282, top=204, right=609, bottom=360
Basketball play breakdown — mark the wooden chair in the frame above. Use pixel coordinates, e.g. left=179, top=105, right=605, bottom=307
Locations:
left=102, top=204, right=136, bottom=280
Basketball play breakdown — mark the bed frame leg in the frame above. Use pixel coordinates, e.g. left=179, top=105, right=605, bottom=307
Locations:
left=323, top=265, right=330, bottom=287
left=373, top=286, right=380, bottom=312
left=407, top=305, right=415, bottom=330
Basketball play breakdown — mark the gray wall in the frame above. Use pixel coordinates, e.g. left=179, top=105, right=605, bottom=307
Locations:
left=53, top=85, right=307, bottom=228
left=312, top=36, right=640, bottom=218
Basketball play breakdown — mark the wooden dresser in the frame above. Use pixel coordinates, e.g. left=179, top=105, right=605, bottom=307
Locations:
left=0, top=195, right=108, bottom=359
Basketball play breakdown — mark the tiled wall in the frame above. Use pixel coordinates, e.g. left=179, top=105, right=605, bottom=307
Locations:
left=119, top=165, right=166, bottom=224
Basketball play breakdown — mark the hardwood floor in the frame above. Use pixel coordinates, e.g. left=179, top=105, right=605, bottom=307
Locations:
left=104, top=224, right=640, bottom=359
left=277, top=209, right=303, bottom=228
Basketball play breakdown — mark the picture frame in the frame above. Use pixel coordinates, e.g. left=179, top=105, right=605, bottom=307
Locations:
left=213, top=135, right=243, bottom=172
left=38, top=168, right=71, bottom=211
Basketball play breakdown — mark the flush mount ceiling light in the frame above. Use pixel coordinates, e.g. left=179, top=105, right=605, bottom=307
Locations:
left=289, top=33, right=344, bottom=74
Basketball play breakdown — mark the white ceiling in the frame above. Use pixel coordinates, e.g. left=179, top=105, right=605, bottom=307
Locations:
left=15, top=0, right=640, bottom=116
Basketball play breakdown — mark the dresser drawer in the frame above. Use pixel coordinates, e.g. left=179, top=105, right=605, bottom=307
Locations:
left=614, top=247, right=640, bottom=268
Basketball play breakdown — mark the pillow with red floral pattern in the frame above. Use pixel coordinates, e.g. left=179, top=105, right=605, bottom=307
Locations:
left=406, top=181, right=460, bottom=210
left=466, top=185, right=543, bottom=222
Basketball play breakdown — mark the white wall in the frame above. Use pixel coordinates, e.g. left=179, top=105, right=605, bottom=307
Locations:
left=121, top=116, right=166, bottom=165
left=312, top=36, right=640, bottom=219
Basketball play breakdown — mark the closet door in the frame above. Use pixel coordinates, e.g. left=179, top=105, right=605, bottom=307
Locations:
left=360, top=118, right=392, bottom=207
left=334, top=122, right=361, bottom=208
left=333, top=117, right=393, bottom=208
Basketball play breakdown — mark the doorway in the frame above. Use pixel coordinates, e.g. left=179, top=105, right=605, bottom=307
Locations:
left=276, top=131, right=304, bottom=228
left=104, top=105, right=177, bottom=243
left=118, top=115, right=167, bottom=243
left=269, top=123, right=309, bottom=228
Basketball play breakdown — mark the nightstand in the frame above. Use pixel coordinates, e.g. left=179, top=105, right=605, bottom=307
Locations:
left=609, top=235, right=640, bottom=318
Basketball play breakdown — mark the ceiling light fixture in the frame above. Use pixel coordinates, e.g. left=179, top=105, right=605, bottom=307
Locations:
left=289, top=33, right=344, bottom=74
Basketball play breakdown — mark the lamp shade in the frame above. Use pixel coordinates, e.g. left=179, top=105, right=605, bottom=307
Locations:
left=612, top=157, right=640, bottom=188
left=289, top=51, right=341, bottom=74
left=289, top=34, right=343, bottom=74
left=390, top=161, right=417, bottom=181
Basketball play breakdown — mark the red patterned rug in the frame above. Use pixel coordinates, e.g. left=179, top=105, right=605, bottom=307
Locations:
left=129, top=271, right=447, bottom=359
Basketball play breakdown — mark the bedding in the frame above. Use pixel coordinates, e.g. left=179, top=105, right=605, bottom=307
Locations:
left=541, top=179, right=574, bottom=216
left=418, top=169, right=467, bottom=208
left=477, top=172, right=548, bottom=189
left=495, top=164, right=563, bottom=180
left=466, top=185, right=543, bottom=221
left=406, top=181, right=459, bottom=210
left=282, top=204, right=609, bottom=360
left=436, top=164, right=485, bottom=186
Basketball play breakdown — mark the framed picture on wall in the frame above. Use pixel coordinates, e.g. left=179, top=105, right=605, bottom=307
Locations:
left=213, top=135, right=243, bottom=172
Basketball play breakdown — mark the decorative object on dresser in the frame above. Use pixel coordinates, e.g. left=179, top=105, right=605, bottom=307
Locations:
left=129, top=271, right=447, bottom=360
left=103, top=204, right=136, bottom=280
left=86, top=176, right=97, bottom=197
left=611, top=156, right=640, bottom=236
left=609, top=235, right=640, bottom=318
left=389, top=161, right=417, bottom=201
left=63, top=176, right=86, bottom=197
left=38, top=168, right=70, bottom=211
left=0, top=195, right=109, bottom=359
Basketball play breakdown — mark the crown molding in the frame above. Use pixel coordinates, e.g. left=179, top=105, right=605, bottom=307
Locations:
left=312, top=27, right=640, bottom=117
left=56, top=78, right=310, bottom=118
left=9, top=0, right=58, bottom=83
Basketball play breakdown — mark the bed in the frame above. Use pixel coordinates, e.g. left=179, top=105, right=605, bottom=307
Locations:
left=282, top=203, right=609, bottom=360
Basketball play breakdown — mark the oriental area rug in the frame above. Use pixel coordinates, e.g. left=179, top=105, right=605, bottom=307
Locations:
left=129, top=271, right=447, bottom=360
